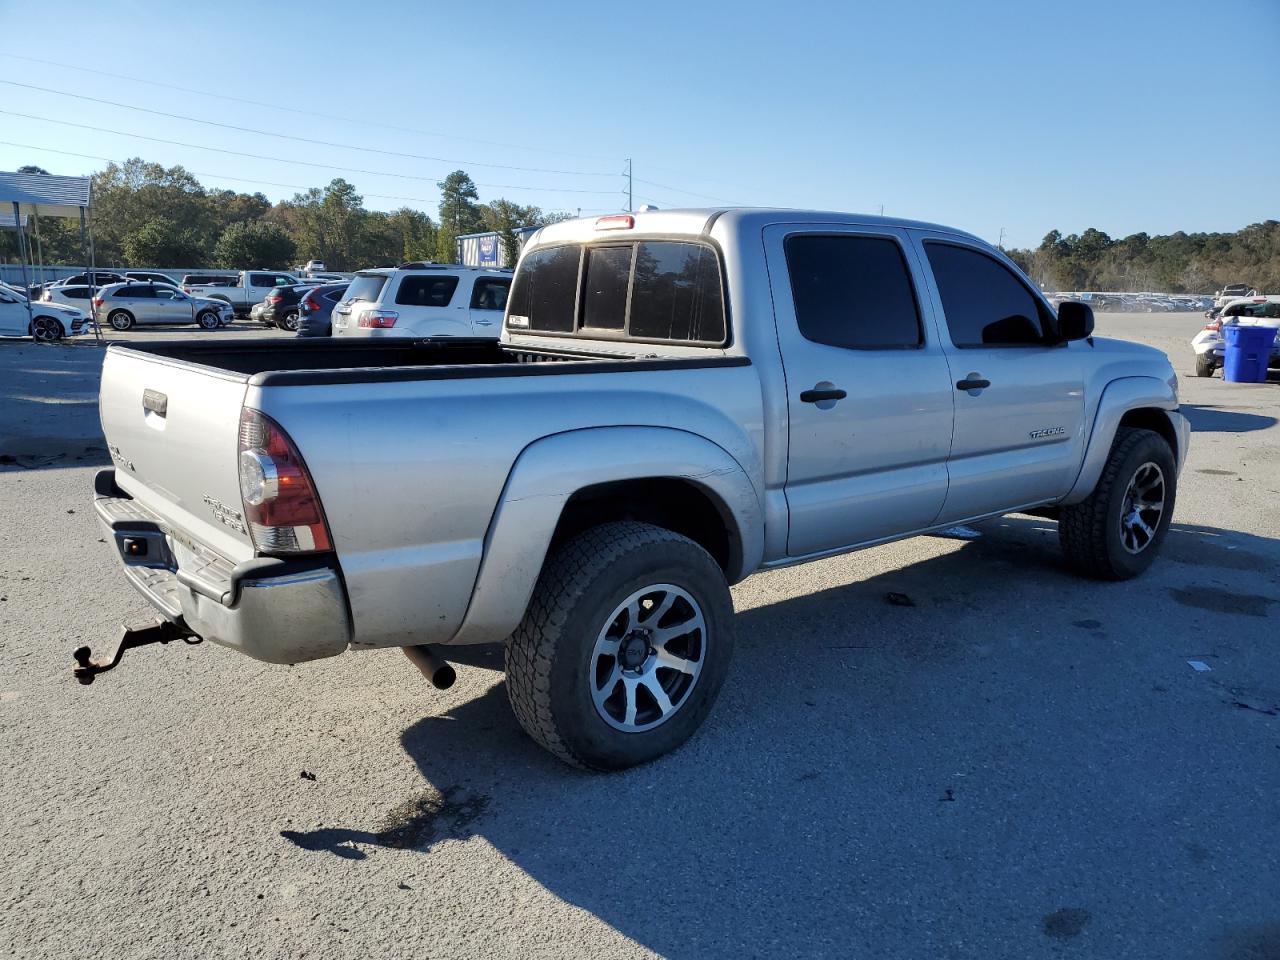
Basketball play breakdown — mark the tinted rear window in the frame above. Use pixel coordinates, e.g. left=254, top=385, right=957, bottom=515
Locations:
left=627, top=242, right=725, bottom=343
left=507, top=245, right=580, bottom=332
left=580, top=245, right=632, bottom=330
left=785, top=235, right=922, bottom=349
left=395, top=276, right=459, bottom=307
left=344, top=275, right=388, bottom=303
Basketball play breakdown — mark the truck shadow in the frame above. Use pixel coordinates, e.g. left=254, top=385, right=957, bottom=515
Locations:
left=1180, top=403, right=1278, bottom=432
left=280, top=516, right=1280, bottom=957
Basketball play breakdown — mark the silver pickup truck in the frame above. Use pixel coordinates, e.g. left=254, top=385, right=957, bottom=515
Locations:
left=88, top=209, right=1188, bottom=770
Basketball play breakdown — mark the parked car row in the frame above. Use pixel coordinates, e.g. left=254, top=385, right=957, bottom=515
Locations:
left=1046, top=292, right=1213, bottom=313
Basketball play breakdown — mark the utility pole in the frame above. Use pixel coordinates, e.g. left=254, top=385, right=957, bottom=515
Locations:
left=998, top=227, right=1007, bottom=250
left=623, top=158, right=633, bottom=212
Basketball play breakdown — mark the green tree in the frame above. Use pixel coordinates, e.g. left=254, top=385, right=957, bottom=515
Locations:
left=213, top=220, right=296, bottom=269
left=121, top=217, right=205, bottom=266
left=436, top=170, right=484, bottom=263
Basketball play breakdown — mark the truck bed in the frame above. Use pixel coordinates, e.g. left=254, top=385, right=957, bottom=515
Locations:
left=111, top=337, right=745, bottom=385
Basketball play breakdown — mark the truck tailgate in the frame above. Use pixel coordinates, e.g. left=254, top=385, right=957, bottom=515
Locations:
left=99, top=348, right=256, bottom=563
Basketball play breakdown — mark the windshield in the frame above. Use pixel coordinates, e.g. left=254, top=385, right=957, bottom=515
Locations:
left=344, top=274, right=387, bottom=303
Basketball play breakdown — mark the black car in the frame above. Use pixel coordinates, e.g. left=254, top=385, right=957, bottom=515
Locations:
left=296, top=282, right=349, bottom=337
left=257, top=284, right=315, bottom=331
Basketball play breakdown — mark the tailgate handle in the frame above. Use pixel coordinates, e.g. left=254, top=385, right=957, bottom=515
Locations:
left=142, top=389, right=168, bottom=418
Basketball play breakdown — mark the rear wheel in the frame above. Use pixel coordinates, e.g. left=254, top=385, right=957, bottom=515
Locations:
left=277, top=310, right=300, bottom=332
left=108, top=310, right=134, bottom=331
left=1195, top=353, right=1216, bottom=377
left=1059, top=427, right=1176, bottom=580
left=197, top=310, right=221, bottom=330
left=505, top=521, right=735, bottom=771
left=31, top=316, right=64, bottom=342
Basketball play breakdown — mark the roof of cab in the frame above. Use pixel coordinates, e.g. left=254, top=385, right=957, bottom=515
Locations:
left=529, top=207, right=987, bottom=247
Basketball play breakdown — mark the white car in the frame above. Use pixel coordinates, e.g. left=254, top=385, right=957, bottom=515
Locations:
left=0, top=284, right=89, bottom=341
left=41, top=283, right=96, bottom=311
left=1191, top=295, right=1280, bottom=376
left=332, top=264, right=512, bottom=338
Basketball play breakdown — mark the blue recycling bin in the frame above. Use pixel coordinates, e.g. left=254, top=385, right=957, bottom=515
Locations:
left=1222, top=325, right=1275, bottom=383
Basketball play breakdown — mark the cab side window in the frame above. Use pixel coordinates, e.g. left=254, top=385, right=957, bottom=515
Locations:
left=925, top=242, right=1052, bottom=347
left=785, top=234, right=923, bottom=349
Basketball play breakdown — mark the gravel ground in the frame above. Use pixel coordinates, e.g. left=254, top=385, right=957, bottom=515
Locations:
left=2, top=315, right=1278, bottom=960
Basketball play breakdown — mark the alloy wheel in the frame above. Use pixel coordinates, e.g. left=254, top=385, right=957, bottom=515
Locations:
left=1120, top=461, right=1165, bottom=554
left=589, top=584, right=706, bottom=733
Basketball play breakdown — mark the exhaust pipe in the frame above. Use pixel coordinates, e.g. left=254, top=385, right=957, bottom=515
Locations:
left=402, top=645, right=456, bottom=690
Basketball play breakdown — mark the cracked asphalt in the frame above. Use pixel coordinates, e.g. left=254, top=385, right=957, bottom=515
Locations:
left=2, top=315, right=1278, bottom=959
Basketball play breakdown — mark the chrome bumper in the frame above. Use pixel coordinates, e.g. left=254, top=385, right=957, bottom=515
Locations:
left=93, top=469, right=351, bottom=665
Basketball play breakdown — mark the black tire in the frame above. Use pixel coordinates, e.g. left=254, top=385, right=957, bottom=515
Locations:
left=1195, top=353, right=1216, bottom=378
left=108, top=309, right=134, bottom=331
left=277, top=310, right=300, bottom=332
left=505, top=521, right=735, bottom=771
left=1059, top=427, right=1176, bottom=580
left=197, top=310, right=221, bottom=330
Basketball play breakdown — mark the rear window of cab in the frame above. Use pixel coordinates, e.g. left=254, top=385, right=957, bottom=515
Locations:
left=506, top=240, right=727, bottom=345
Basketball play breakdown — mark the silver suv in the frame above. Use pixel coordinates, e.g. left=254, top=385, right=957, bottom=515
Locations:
left=332, top=263, right=512, bottom=338
left=94, top=282, right=235, bottom=331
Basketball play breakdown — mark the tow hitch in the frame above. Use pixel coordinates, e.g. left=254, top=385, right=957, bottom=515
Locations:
left=72, top=618, right=200, bottom=685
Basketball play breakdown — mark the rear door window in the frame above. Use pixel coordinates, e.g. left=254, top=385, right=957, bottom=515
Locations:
left=248, top=273, right=275, bottom=287
left=506, top=245, right=580, bottom=332
left=925, top=242, right=1050, bottom=347
left=784, top=234, right=923, bottom=349
left=395, top=276, right=460, bottom=308
left=344, top=275, right=387, bottom=303
left=122, top=286, right=154, bottom=299
left=470, top=277, right=511, bottom=311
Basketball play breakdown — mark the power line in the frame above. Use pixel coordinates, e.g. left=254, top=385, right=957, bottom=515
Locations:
left=632, top=177, right=740, bottom=205
left=0, top=140, right=446, bottom=205
left=0, top=112, right=621, bottom=196
left=0, top=80, right=615, bottom=177
left=0, top=52, right=619, bottom=164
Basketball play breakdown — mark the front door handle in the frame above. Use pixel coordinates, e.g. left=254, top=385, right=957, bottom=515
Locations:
left=956, top=377, right=991, bottom=392
left=800, top=387, right=847, bottom=404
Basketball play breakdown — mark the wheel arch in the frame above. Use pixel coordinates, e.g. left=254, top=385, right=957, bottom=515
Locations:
left=1061, top=376, right=1188, bottom=505
left=445, top=426, right=764, bottom=646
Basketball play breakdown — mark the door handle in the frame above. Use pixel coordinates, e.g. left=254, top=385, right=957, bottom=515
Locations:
left=955, top=377, right=991, bottom=391
left=474, top=319, right=494, bottom=326
left=799, top=387, right=847, bottom=403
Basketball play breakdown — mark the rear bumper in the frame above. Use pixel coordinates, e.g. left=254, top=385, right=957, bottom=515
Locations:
left=93, top=469, right=351, bottom=664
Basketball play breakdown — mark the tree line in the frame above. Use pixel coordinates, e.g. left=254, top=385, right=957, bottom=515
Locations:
left=1004, top=221, right=1280, bottom=293
left=1, top=160, right=572, bottom=272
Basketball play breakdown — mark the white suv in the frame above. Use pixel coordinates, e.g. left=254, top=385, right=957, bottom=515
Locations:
left=332, top=263, right=512, bottom=338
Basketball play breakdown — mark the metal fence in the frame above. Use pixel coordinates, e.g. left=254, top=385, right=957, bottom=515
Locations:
left=0, top=263, right=203, bottom=285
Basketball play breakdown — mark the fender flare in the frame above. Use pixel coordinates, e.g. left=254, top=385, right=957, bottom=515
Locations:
left=1061, top=376, right=1186, bottom=505
left=445, top=426, right=764, bottom=646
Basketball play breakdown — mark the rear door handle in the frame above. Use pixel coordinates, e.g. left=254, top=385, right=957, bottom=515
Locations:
left=956, top=377, right=991, bottom=391
left=800, top=387, right=847, bottom=403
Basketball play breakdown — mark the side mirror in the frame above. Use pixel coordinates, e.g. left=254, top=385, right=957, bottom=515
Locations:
left=1056, top=300, right=1095, bottom=342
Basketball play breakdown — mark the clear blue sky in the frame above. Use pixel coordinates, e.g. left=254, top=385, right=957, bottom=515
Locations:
left=1, top=0, right=1276, bottom=249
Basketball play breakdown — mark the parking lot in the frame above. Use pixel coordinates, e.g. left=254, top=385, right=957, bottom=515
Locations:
left=1, top=314, right=1277, bottom=959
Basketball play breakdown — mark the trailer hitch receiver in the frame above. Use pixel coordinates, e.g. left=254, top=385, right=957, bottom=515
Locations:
left=73, top=617, right=199, bottom=685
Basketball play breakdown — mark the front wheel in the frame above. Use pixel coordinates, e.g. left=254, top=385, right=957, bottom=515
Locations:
left=31, top=316, right=64, bottom=342
left=197, top=310, right=221, bottom=330
left=1195, top=353, right=1216, bottom=378
left=1059, top=427, right=1176, bottom=580
left=505, top=522, right=735, bottom=771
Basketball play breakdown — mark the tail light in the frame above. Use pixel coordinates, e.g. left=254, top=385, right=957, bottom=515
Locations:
left=358, top=310, right=398, bottom=328
left=301, top=294, right=319, bottom=312
left=182, top=285, right=192, bottom=293
left=595, top=215, right=634, bottom=230
left=92, top=297, right=103, bottom=308
left=266, top=293, right=283, bottom=304
left=237, top=408, right=331, bottom=554
left=1206, top=319, right=1222, bottom=332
